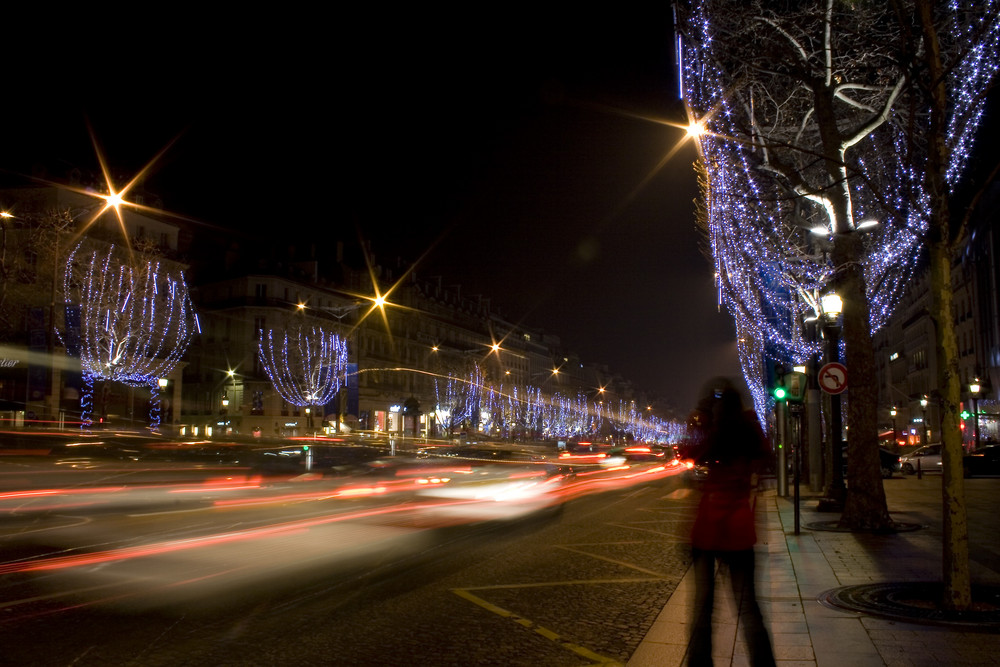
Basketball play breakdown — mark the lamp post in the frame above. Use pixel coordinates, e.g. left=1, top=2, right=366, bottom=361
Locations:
left=820, top=291, right=845, bottom=506
left=920, top=394, right=929, bottom=446
left=970, top=379, right=981, bottom=450
left=890, top=406, right=898, bottom=451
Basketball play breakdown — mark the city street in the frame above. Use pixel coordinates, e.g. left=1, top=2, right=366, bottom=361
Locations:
left=0, top=444, right=695, bottom=666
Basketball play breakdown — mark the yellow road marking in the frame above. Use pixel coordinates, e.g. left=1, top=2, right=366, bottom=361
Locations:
left=460, top=576, right=666, bottom=591
left=452, top=588, right=624, bottom=666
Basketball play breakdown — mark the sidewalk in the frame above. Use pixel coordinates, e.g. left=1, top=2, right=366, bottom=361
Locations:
left=628, top=477, right=1000, bottom=666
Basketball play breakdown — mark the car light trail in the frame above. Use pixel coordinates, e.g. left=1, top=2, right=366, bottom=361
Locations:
left=0, top=498, right=485, bottom=575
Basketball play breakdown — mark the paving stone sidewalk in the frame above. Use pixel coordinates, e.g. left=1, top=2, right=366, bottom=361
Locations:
left=628, top=477, right=1000, bottom=666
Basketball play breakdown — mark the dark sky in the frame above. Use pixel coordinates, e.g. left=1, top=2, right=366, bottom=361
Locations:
left=1, top=7, right=740, bottom=413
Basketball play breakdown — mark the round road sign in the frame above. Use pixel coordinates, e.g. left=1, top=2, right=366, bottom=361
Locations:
left=819, top=362, right=848, bottom=395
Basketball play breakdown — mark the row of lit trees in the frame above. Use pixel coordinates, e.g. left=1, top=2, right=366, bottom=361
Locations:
left=430, top=364, right=683, bottom=443
left=59, top=243, right=680, bottom=442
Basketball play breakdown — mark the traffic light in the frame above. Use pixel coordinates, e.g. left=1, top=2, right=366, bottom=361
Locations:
left=773, top=385, right=787, bottom=401
left=961, top=409, right=971, bottom=420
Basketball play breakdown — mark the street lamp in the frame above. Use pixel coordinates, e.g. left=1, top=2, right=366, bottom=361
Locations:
left=970, top=379, right=981, bottom=450
left=890, top=406, right=898, bottom=450
left=821, top=291, right=845, bottom=505
left=920, top=394, right=929, bottom=446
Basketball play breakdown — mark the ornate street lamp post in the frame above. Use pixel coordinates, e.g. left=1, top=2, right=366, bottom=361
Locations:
left=821, top=292, right=845, bottom=505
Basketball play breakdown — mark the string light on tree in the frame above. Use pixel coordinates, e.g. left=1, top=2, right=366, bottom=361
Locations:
left=675, top=0, right=999, bottom=414
left=63, top=243, right=198, bottom=429
left=257, top=326, right=348, bottom=413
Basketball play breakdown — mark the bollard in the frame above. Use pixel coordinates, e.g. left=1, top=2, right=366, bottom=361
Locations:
left=917, top=457, right=922, bottom=480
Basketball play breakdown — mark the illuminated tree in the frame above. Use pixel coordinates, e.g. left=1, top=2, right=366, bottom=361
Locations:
left=676, top=0, right=999, bottom=532
left=257, top=325, right=349, bottom=416
left=889, top=0, right=1000, bottom=610
left=64, top=243, right=198, bottom=428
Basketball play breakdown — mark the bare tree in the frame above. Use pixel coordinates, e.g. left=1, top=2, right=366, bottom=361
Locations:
left=887, top=0, right=1000, bottom=610
left=675, top=0, right=998, bottom=534
left=257, top=325, right=349, bottom=423
left=0, top=209, right=77, bottom=341
left=63, top=243, right=198, bottom=427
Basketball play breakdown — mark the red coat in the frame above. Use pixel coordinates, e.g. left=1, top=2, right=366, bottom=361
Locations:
left=691, top=462, right=756, bottom=551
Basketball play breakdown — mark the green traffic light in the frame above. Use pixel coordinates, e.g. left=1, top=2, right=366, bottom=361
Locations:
left=961, top=410, right=971, bottom=420
left=773, top=386, right=787, bottom=401
left=303, top=445, right=310, bottom=451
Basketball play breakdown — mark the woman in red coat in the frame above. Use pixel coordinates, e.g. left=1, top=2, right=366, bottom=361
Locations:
left=687, top=379, right=774, bottom=667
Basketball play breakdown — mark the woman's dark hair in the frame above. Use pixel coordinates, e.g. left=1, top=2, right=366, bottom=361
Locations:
left=696, top=378, right=763, bottom=466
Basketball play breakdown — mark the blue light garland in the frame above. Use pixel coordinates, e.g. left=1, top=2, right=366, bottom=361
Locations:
left=64, top=244, right=198, bottom=429
left=257, top=326, right=348, bottom=410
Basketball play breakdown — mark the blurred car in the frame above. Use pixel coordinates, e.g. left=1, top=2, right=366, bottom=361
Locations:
left=963, top=445, right=1000, bottom=477
left=602, top=444, right=678, bottom=466
left=557, top=441, right=614, bottom=465
left=900, top=444, right=942, bottom=475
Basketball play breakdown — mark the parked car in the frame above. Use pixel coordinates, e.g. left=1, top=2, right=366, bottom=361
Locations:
left=900, top=444, right=942, bottom=475
left=963, top=445, right=1000, bottom=477
left=843, top=446, right=901, bottom=479
left=879, top=448, right=902, bottom=478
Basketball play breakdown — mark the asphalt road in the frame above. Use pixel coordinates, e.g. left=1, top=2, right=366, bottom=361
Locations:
left=0, top=453, right=696, bottom=666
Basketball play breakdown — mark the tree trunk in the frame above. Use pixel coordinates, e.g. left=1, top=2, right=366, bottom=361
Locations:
left=835, top=234, right=892, bottom=530
left=814, top=85, right=893, bottom=531
left=917, top=0, right=971, bottom=611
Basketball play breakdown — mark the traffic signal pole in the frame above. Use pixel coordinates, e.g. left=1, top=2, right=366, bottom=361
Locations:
left=776, top=399, right=787, bottom=497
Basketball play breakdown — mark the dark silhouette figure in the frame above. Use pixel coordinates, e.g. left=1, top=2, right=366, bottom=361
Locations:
left=687, top=379, right=775, bottom=667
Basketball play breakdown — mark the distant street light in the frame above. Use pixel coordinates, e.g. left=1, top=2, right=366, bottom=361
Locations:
left=920, top=395, right=929, bottom=446
left=970, top=379, right=981, bottom=450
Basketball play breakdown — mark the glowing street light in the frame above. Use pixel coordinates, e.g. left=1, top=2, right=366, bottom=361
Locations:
left=821, top=292, right=843, bottom=317
left=821, top=290, right=845, bottom=505
left=970, top=379, right=981, bottom=450
left=920, top=395, right=929, bottom=446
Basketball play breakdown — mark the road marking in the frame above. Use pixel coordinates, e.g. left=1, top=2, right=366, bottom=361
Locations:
left=127, top=506, right=212, bottom=517
left=459, top=576, right=667, bottom=591
left=556, top=545, right=677, bottom=578
left=452, top=588, right=624, bottom=666
left=602, top=521, right=679, bottom=537
left=663, top=488, right=694, bottom=500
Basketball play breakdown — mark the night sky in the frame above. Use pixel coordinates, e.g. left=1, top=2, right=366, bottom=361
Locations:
left=1, top=7, right=740, bottom=414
